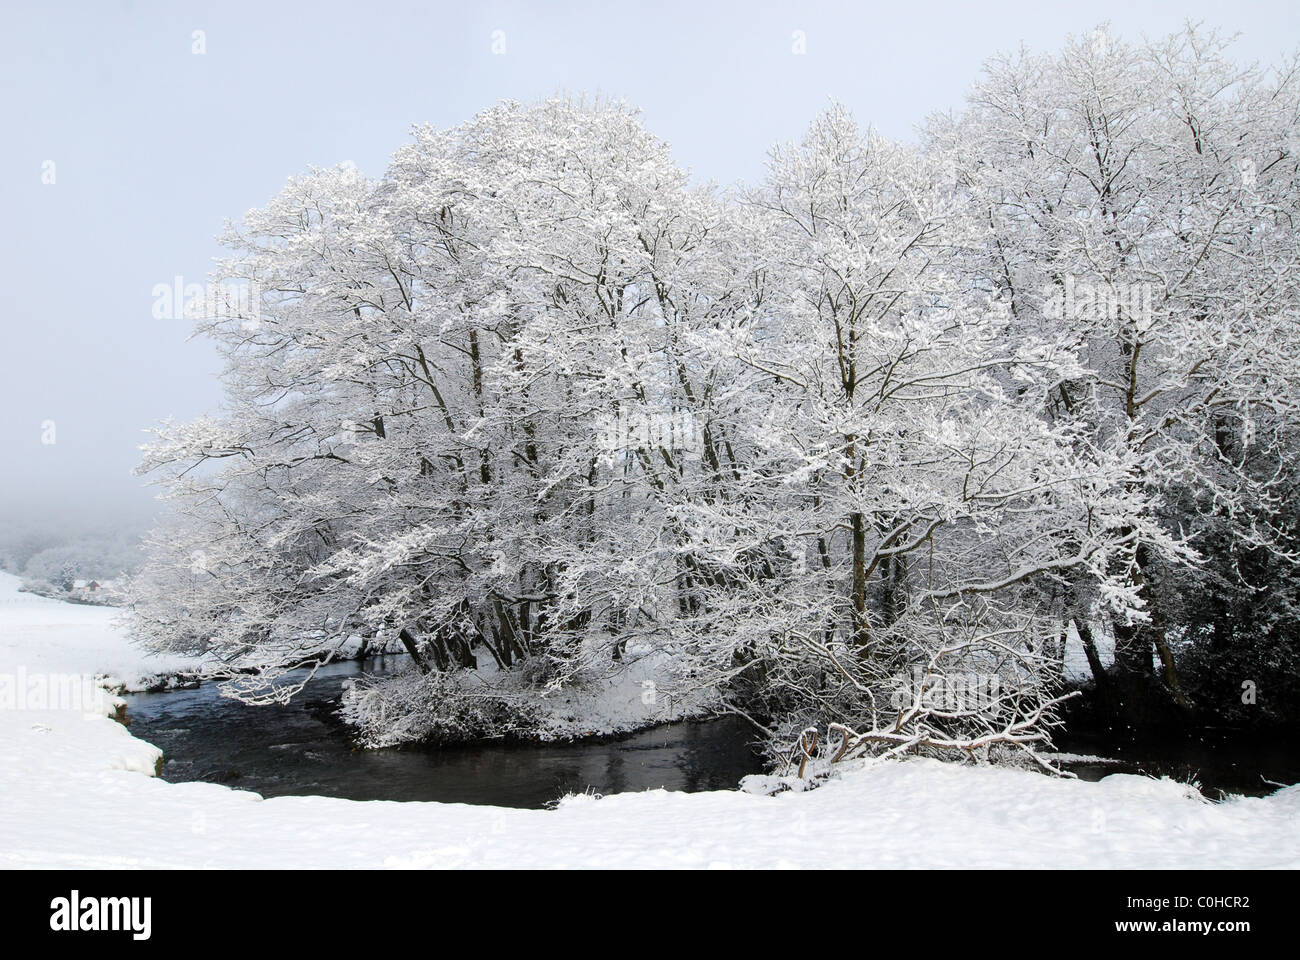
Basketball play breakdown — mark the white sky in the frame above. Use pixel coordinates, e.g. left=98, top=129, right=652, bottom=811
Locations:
left=2, top=0, right=1297, bottom=526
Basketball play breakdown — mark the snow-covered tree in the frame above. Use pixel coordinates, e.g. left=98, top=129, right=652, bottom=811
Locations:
left=646, top=106, right=1130, bottom=764
left=925, top=25, right=1300, bottom=717
left=130, top=27, right=1300, bottom=761
left=131, top=100, right=742, bottom=718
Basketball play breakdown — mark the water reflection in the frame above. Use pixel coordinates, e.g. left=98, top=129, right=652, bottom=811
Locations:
left=123, top=660, right=1298, bottom=806
left=123, top=659, right=765, bottom=809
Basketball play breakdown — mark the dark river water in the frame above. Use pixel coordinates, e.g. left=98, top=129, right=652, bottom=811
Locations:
left=1050, top=729, right=1300, bottom=800
left=122, top=659, right=766, bottom=808
left=122, top=659, right=1299, bottom=807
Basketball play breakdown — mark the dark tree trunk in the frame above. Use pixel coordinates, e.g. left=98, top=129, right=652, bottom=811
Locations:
left=399, top=627, right=431, bottom=675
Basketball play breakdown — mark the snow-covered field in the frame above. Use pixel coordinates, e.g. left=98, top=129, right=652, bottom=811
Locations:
left=1, top=572, right=1297, bottom=869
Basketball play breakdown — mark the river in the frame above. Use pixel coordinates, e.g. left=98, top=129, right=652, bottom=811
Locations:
left=123, top=659, right=766, bottom=808
left=122, top=660, right=1299, bottom=806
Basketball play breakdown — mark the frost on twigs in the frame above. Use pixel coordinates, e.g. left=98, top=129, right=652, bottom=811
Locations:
left=126, top=26, right=1300, bottom=762
left=341, top=666, right=547, bottom=747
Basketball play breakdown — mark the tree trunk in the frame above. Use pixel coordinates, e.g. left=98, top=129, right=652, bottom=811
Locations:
left=1152, top=630, right=1190, bottom=710
left=399, top=628, right=431, bottom=675
left=850, top=511, right=870, bottom=649
left=1073, top=618, right=1108, bottom=692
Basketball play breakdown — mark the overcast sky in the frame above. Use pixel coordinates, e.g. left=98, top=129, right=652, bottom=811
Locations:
left=2, top=0, right=1297, bottom=529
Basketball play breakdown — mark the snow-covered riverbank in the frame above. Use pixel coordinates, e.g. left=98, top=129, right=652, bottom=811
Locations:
left=1, top=572, right=1297, bottom=869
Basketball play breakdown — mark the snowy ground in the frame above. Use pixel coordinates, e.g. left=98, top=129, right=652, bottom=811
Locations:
left=0, top=573, right=201, bottom=691
left=1, top=571, right=1297, bottom=869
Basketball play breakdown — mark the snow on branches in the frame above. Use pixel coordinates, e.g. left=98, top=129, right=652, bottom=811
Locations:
left=128, top=27, right=1300, bottom=761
